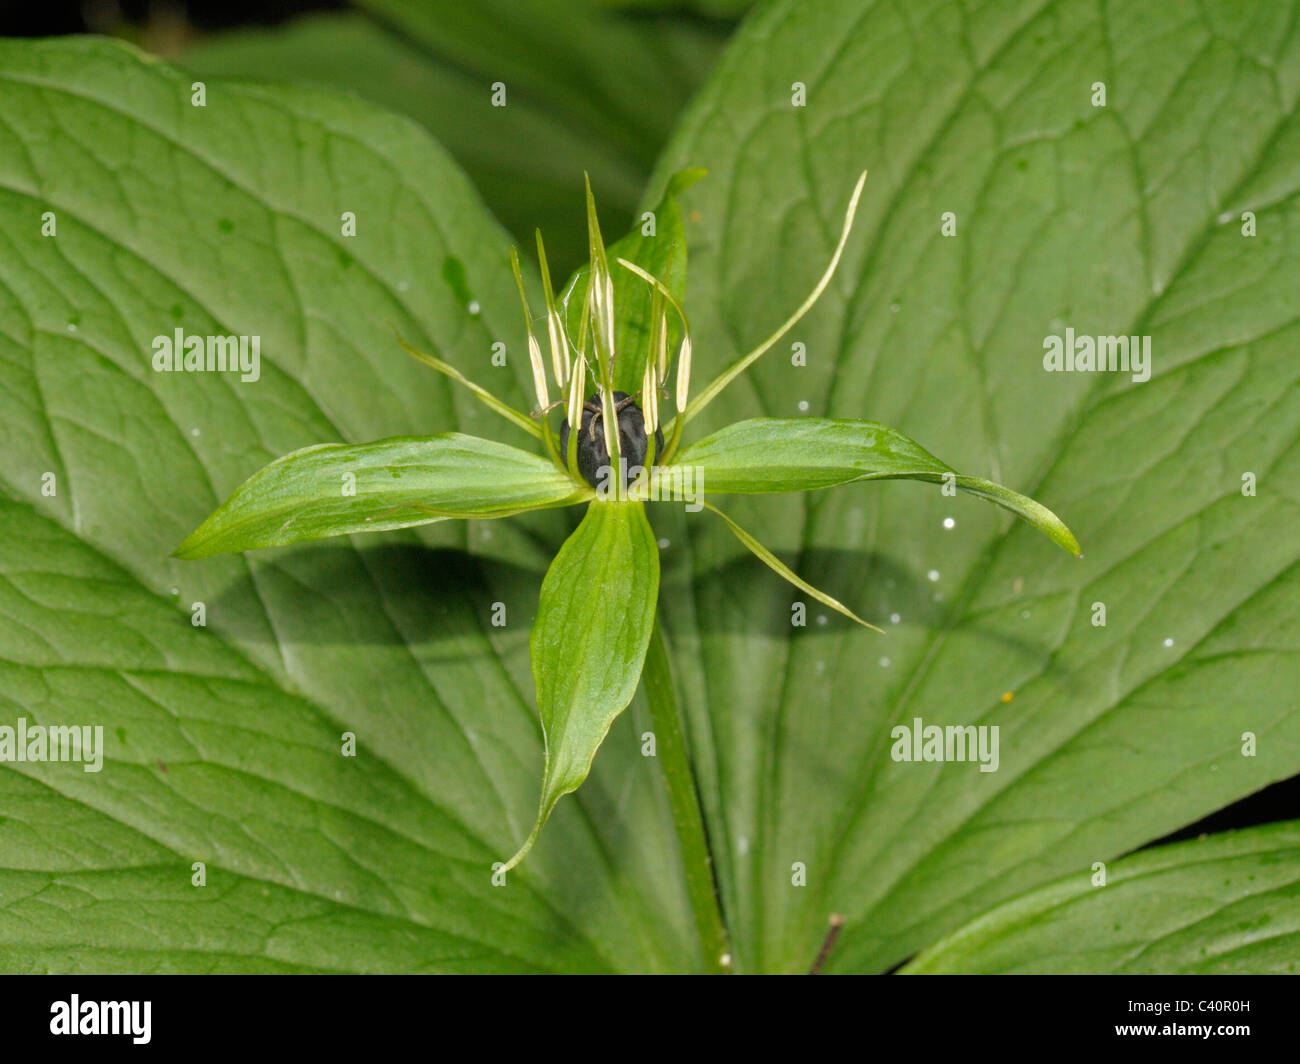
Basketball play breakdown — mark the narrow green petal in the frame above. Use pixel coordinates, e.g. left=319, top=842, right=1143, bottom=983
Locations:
left=561, top=168, right=704, bottom=395
left=674, top=417, right=1081, bottom=557
left=701, top=501, right=883, bottom=633
left=500, top=501, right=659, bottom=873
left=174, top=433, right=590, bottom=559
left=392, top=331, right=542, bottom=439
left=683, top=170, right=867, bottom=424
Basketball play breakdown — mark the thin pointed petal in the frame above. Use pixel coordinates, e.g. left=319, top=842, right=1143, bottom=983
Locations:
left=559, top=169, right=704, bottom=396
left=535, top=230, right=570, bottom=387
left=684, top=171, right=868, bottom=424
left=392, top=332, right=540, bottom=439
left=702, top=501, right=883, bottom=633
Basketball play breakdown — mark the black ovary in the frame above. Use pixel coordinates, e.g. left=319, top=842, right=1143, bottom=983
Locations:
left=560, top=391, right=665, bottom=489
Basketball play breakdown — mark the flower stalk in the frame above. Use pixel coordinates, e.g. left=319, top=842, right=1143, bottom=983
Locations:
left=643, top=617, right=732, bottom=974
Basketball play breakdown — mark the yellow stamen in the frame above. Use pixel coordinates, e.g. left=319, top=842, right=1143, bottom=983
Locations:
left=675, top=335, right=693, bottom=413
left=642, top=357, right=659, bottom=435
left=528, top=334, right=549, bottom=410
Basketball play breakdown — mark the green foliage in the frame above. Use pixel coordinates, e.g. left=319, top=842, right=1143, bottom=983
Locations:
left=2, top=0, right=1298, bottom=975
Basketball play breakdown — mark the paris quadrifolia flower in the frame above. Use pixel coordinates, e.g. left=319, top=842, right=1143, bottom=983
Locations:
left=174, top=170, right=1081, bottom=873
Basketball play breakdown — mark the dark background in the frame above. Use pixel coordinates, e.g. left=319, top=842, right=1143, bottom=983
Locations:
left=3, top=0, right=348, bottom=42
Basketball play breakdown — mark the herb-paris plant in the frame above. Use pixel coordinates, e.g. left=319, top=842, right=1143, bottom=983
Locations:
left=175, top=171, right=1080, bottom=883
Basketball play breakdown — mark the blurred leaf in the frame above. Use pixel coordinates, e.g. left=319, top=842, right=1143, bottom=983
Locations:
left=904, top=822, right=1300, bottom=974
left=176, top=12, right=600, bottom=277
left=594, top=0, right=755, bottom=17
left=182, top=7, right=726, bottom=275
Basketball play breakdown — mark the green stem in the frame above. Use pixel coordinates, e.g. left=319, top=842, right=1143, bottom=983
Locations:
left=643, top=617, right=733, bottom=973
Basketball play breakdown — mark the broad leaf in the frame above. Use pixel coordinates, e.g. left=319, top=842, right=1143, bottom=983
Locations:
left=505, top=501, right=660, bottom=870
left=904, top=822, right=1300, bottom=974
left=181, top=7, right=728, bottom=279
left=177, top=13, right=624, bottom=280
left=648, top=0, right=1300, bottom=972
left=175, top=434, right=590, bottom=559
left=340, top=1, right=729, bottom=275
left=0, top=38, right=696, bottom=973
left=675, top=417, right=1080, bottom=555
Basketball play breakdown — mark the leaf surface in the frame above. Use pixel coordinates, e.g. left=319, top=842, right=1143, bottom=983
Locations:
left=649, top=0, right=1300, bottom=972
left=904, top=822, right=1300, bottom=974
left=175, top=434, right=589, bottom=558
left=0, top=38, right=694, bottom=973
left=675, top=417, right=1080, bottom=554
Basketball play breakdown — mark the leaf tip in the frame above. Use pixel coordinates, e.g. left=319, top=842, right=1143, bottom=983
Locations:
left=171, top=532, right=207, bottom=561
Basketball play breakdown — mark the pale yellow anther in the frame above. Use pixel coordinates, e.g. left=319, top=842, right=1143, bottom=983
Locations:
left=527, top=334, right=549, bottom=410
left=546, top=311, right=569, bottom=387
left=567, top=349, right=587, bottom=433
left=509, top=245, right=550, bottom=411
left=603, top=274, right=616, bottom=357
left=598, top=384, right=618, bottom=463
left=642, top=357, right=659, bottom=435
left=675, top=334, right=693, bottom=413
left=655, top=306, right=670, bottom=380
left=590, top=266, right=617, bottom=376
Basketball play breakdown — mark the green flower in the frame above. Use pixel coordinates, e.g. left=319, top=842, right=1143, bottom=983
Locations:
left=175, top=171, right=1080, bottom=873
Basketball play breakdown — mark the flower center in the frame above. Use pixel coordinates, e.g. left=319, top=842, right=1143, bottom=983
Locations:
left=560, top=391, right=665, bottom=489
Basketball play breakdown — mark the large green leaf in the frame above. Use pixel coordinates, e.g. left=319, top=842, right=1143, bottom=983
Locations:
left=0, top=37, right=695, bottom=973
left=904, top=822, right=1300, bottom=974
left=674, top=417, right=1080, bottom=554
left=175, top=434, right=589, bottom=558
left=289, top=1, right=728, bottom=276
left=351, top=0, right=715, bottom=173
left=648, top=0, right=1300, bottom=972
left=505, top=501, right=660, bottom=871
left=177, top=12, right=647, bottom=277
